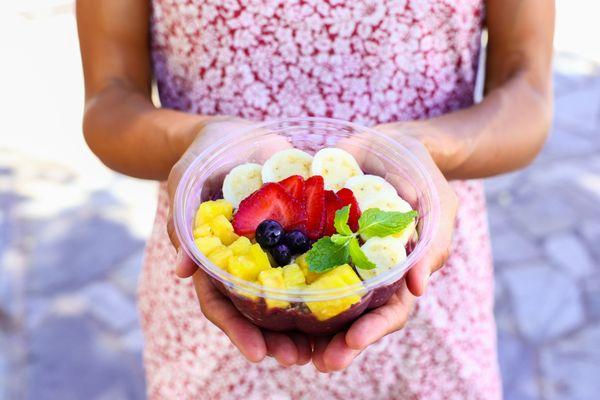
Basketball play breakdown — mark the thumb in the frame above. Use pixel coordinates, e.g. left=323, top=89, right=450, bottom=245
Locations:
left=405, top=258, right=430, bottom=297
left=175, top=248, right=198, bottom=278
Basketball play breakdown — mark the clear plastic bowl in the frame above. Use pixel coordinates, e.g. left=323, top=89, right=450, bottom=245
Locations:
left=174, top=117, right=439, bottom=334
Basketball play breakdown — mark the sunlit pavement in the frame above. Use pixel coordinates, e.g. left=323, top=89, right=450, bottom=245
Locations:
left=1, top=2, right=599, bottom=399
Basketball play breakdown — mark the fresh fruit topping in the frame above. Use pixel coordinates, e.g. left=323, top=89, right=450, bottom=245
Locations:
left=323, top=190, right=342, bottom=236
left=207, top=245, right=233, bottom=269
left=282, top=263, right=306, bottom=287
left=296, top=253, right=323, bottom=284
left=278, top=175, right=305, bottom=198
left=255, top=219, right=284, bottom=248
left=262, top=149, right=313, bottom=182
left=270, top=243, right=292, bottom=266
left=310, top=148, right=363, bottom=191
left=195, top=236, right=222, bottom=256
left=306, top=206, right=418, bottom=273
left=258, top=268, right=290, bottom=309
left=357, top=236, right=407, bottom=280
left=304, top=264, right=363, bottom=321
left=232, top=183, right=307, bottom=237
left=304, top=176, right=326, bottom=239
left=283, top=230, right=311, bottom=254
left=209, top=214, right=239, bottom=245
left=195, top=199, right=233, bottom=227
left=249, top=243, right=272, bottom=270
left=222, top=163, right=263, bottom=208
left=344, top=174, right=397, bottom=209
left=228, top=254, right=269, bottom=281
left=336, top=188, right=361, bottom=231
left=193, top=223, right=212, bottom=239
left=228, top=236, right=252, bottom=255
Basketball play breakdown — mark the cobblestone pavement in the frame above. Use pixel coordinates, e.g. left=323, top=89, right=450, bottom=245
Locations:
left=1, top=2, right=600, bottom=400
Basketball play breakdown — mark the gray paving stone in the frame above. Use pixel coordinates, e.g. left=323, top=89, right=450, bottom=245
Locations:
left=543, top=232, right=595, bottom=279
left=484, top=170, right=525, bottom=199
left=26, top=213, right=144, bottom=295
left=579, top=220, right=600, bottom=260
left=491, top=230, right=541, bottom=265
left=502, top=262, right=585, bottom=341
left=497, top=331, right=540, bottom=400
left=510, top=192, right=579, bottom=238
left=554, top=78, right=600, bottom=135
left=582, top=274, right=600, bottom=321
left=80, top=282, right=138, bottom=332
left=110, top=251, right=144, bottom=296
left=538, top=128, right=597, bottom=162
left=120, top=328, right=144, bottom=354
left=26, top=316, right=145, bottom=400
left=540, top=324, right=600, bottom=400
left=486, top=204, right=511, bottom=234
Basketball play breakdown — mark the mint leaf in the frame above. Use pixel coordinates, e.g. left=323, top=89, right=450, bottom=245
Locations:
left=306, top=237, right=350, bottom=273
left=334, top=205, right=353, bottom=236
left=358, top=208, right=418, bottom=240
left=331, top=233, right=352, bottom=246
left=348, top=237, right=376, bottom=270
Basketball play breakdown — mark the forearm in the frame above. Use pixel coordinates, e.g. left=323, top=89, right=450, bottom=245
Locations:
left=83, top=81, right=208, bottom=180
left=422, top=70, right=552, bottom=179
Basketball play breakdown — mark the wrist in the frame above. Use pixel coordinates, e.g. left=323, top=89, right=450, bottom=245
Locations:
left=377, top=120, right=474, bottom=178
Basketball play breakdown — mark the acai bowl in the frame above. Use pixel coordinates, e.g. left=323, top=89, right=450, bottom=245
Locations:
left=174, top=117, right=439, bottom=335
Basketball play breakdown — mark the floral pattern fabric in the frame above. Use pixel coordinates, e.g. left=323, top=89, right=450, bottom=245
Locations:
left=140, top=0, right=501, bottom=399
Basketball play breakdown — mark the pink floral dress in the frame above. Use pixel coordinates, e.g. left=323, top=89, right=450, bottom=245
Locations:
left=140, top=1, right=502, bottom=399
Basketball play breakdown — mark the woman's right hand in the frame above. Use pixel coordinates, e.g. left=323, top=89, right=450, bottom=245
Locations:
left=166, top=118, right=312, bottom=367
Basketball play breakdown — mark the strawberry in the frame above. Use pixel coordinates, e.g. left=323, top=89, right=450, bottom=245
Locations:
left=278, top=175, right=305, bottom=199
left=232, top=183, right=307, bottom=237
left=336, top=188, right=361, bottom=231
left=304, top=176, right=325, bottom=240
left=323, top=190, right=342, bottom=236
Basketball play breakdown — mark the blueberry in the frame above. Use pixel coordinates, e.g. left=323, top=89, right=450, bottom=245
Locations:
left=284, top=230, right=310, bottom=254
left=255, top=220, right=284, bottom=248
left=270, top=243, right=292, bottom=266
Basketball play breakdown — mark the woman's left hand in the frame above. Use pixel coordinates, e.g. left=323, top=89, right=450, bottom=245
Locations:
left=312, top=126, right=459, bottom=372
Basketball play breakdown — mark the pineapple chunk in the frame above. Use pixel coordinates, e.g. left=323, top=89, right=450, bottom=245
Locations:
left=304, top=264, right=363, bottom=321
left=258, top=268, right=290, bottom=309
left=296, top=253, right=324, bottom=284
left=228, top=255, right=269, bottom=281
left=229, top=236, right=252, bottom=255
left=207, top=245, right=233, bottom=269
left=193, top=223, right=212, bottom=238
left=210, top=215, right=239, bottom=245
left=195, top=236, right=222, bottom=256
left=282, top=263, right=305, bottom=287
left=194, top=199, right=233, bottom=227
left=249, top=244, right=271, bottom=270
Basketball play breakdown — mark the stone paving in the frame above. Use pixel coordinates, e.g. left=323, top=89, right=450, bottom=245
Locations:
left=1, top=3, right=600, bottom=400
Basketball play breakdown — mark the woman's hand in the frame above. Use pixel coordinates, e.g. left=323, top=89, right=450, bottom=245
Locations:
left=312, top=129, right=458, bottom=372
left=166, top=118, right=312, bottom=367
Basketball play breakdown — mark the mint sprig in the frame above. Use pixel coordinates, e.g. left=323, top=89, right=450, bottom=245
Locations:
left=306, top=205, right=418, bottom=273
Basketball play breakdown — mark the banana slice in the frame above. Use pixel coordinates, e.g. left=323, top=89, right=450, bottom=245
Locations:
left=222, top=163, right=263, bottom=208
left=344, top=174, right=398, bottom=209
left=360, top=193, right=416, bottom=245
left=261, top=149, right=313, bottom=182
left=310, top=147, right=363, bottom=191
left=357, top=236, right=407, bottom=280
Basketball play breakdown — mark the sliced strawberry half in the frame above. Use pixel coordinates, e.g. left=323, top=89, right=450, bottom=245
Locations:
left=304, top=176, right=325, bottom=239
left=337, top=188, right=361, bottom=231
left=278, top=175, right=305, bottom=199
left=323, top=190, right=342, bottom=236
left=232, top=183, right=307, bottom=237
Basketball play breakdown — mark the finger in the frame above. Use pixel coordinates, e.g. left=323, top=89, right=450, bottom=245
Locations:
left=289, top=332, right=312, bottom=365
left=264, top=331, right=298, bottom=367
left=322, top=332, right=361, bottom=371
left=194, top=270, right=267, bottom=362
left=345, top=284, right=415, bottom=350
left=405, top=257, right=431, bottom=297
left=311, top=336, right=331, bottom=373
left=175, top=250, right=198, bottom=278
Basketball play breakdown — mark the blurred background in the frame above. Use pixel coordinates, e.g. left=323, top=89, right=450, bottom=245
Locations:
left=1, top=1, right=599, bottom=399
